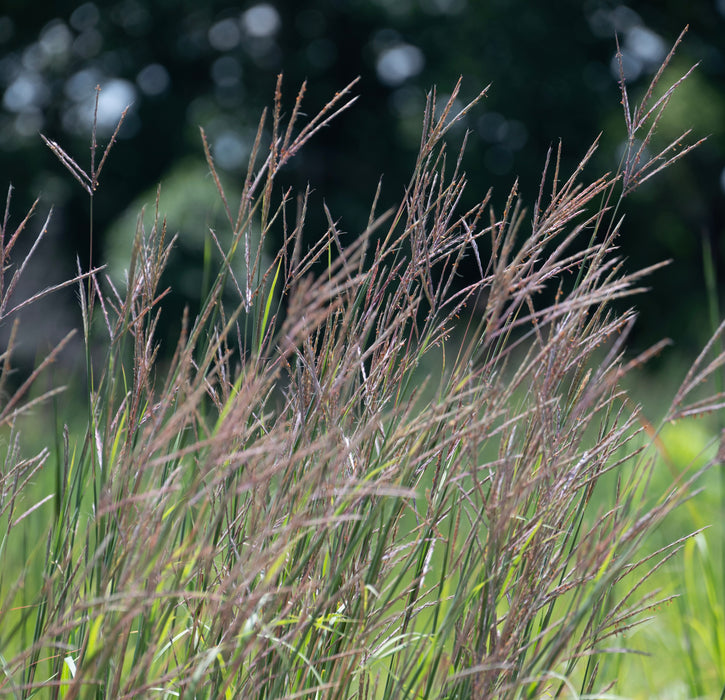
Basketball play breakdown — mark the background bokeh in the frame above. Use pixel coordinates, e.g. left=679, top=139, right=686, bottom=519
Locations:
left=1, top=0, right=724, bottom=371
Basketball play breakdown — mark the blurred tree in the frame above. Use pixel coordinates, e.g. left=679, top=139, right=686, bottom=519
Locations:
left=1, top=0, right=723, bottom=367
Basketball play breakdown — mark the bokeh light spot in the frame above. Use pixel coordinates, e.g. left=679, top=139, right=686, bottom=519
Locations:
left=3, top=72, right=49, bottom=112
left=213, top=131, right=248, bottom=170
left=241, top=4, right=281, bottom=39
left=376, top=44, right=424, bottom=87
left=626, top=26, right=666, bottom=69
left=209, top=18, right=241, bottom=51
left=137, top=63, right=170, bottom=96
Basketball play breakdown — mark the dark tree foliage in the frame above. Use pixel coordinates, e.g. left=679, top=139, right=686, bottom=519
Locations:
left=1, top=0, right=723, bottom=366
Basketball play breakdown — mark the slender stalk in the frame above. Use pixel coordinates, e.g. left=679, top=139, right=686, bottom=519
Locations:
left=702, top=231, right=725, bottom=625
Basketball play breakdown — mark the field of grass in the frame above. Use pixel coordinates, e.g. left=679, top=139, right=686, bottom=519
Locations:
left=0, top=30, right=723, bottom=699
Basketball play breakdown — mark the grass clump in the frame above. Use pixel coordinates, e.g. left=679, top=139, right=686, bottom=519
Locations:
left=0, top=30, right=720, bottom=699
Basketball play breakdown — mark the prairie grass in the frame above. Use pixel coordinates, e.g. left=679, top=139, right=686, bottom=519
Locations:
left=0, top=30, right=721, bottom=699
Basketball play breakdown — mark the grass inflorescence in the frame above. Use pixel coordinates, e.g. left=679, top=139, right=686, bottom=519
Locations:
left=0, top=31, right=721, bottom=699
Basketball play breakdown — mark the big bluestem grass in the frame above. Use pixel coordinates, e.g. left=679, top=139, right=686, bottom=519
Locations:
left=0, top=31, right=720, bottom=699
